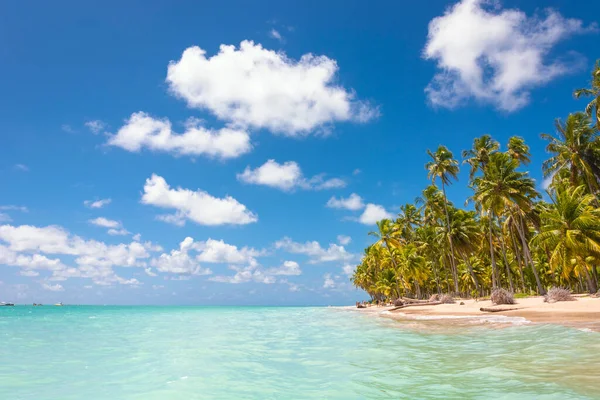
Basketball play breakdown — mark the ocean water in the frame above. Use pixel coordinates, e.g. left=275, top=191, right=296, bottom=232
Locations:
left=0, top=306, right=598, bottom=399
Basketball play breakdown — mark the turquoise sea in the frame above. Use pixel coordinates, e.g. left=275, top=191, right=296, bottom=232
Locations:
left=0, top=306, right=598, bottom=399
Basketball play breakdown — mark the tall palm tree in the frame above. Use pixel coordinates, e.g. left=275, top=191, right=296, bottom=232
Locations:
left=472, top=152, right=544, bottom=293
left=533, top=184, right=600, bottom=293
left=450, top=209, right=483, bottom=295
left=426, top=145, right=460, bottom=293
left=462, top=134, right=500, bottom=180
left=541, top=113, right=600, bottom=193
left=574, top=59, right=600, bottom=129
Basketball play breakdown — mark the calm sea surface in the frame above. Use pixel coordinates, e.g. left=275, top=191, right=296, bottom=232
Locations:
left=0, top=306, right=598, bottom=399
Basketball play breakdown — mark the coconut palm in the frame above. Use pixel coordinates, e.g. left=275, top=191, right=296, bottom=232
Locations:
left=574, top=59, right=600, bottom=129
left=472, top=152, right=544, bottom=293
left=507, top=136, right=531, bottom=165
left=462, top=134, right=500, bottom=180
left=369, top=219, right=403, bottom=295
left=533, top=184, right=600, bottom=293
left=426, top=145, right=460, bottom=294
left=541, top=113, right=600, bottom=193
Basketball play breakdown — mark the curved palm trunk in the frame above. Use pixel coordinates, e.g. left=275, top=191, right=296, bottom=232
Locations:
left=441, top=182, right=460, bottom=295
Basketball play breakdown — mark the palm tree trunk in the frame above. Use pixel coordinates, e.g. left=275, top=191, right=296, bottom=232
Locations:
left=441, top=182, right=459, bottom=295
left=514, top=214, right=546, bottom=295
left=431, top=257, right=441, bottom=295
left=385, top=243, right=403, bottom=297
left=499, top=226, right=514, bottom=292
left=581, top=262, right=598, bottom=294
left=509, top=227, right=527, bottom=292
left=461, top=252, right=481, bottom=296
left=488, top=213, right=498, bottom=288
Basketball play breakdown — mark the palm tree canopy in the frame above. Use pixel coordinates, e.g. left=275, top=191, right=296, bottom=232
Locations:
left=541, top=112, right=600, bottom=191
left=462, top=134, right=500, bottom=180
left=426, top=145, right=459, bottom=186
left=574, top=59, right=600, bottom=129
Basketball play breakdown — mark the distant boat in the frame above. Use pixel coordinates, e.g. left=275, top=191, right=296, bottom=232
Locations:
left=54, top=302, right=63, bottom=306
left=0, top=302, right=15, bottom=306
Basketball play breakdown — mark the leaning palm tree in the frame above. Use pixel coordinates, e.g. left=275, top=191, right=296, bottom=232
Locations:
left=574, top=59, right=600, bottom=129
left=541, top=112, right=600, bottom=194
left=426, top=145, right=460, bottom=294
left=533, top=184, right=600, bottom=293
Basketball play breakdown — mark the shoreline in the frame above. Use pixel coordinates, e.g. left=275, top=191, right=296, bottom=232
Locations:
left=349, top=295, right=600, bottom=331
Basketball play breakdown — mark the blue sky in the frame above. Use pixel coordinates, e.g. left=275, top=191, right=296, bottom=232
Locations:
left=1, top=0, right=598, bottom=305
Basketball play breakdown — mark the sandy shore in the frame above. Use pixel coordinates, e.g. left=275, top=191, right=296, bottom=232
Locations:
left=352, top=295, right=600, bottom=330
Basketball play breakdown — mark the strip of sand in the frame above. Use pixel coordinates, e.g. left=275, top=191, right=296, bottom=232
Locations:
left=352, top=295, right=600, bottom=330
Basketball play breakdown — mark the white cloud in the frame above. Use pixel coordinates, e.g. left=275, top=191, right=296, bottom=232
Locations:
left=423, top=0, right=595, bottom=111
left=274, top=237, right=354, bottom=264
left=166, top=40, right=378, bottom=136
left=0, top=224, right=159, bottom=286
left=107, top=228, right=130, bottom=236
left=145, top=267, right=157, bottom=277
left=14, top=164, right=29, bottom=172
left=42, top=283, right=64, bottom=292
left=85, top=120, right=106, bottom=134
left=84, top=198, right=111, bottom=209
left=195, top=238, right=261, bottom=266
left=89, top=217, right=121, bottom=229
left=237, top=159, right=346, bottom=191
left=269, top=29, right=284, bottom=42
left=89, top=218, right=130, bottom=236
left=108, top=112, right=252, bottom=159
left=267, top=261, right=301, bottom=276
left=358, top=204, right=393, bottom=225
left=0, top=213, right=11, bottom=223
left=337, top=235, right=351, bottom=245
left=326, top=193, right=364, bottom=210
left=150, top=237, right=212, bottom=276
left=323, top=273, right=335, bottom=289
left=352, top=169, right=361, bottom=175
left=141, top=174, right=258, bottom=226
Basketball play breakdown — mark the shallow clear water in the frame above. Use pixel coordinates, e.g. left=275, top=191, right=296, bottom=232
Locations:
left=0, top=306, right=598, bottom=399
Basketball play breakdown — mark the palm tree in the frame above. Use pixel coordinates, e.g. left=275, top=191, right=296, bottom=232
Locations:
left=541, top=113, right=600, bottom=194
left=507, top=136, right=531, bottom=165
left=472, top=152, right=545, bottom=293
left=396, top=203, right=422, bottom=241
left=533, top=184, right=600, bottom=293
left=369, top=219, right=403, bottom=296
left=450, top=208, right=483, bottom=295
left=574, top=59, right=600, bottom=129
left=426, top=145, right=460, bottom=294
left=462, top=134, right=500, bottom=180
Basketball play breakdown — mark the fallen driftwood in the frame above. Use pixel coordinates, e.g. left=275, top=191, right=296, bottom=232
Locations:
left=390, top=301, right=442, bottom=311
left=479, top=307, right=522, bottom=313
left=400, top=297, right=433, bottom=304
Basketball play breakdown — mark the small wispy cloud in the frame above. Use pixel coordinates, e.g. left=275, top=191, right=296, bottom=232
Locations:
left=85, top=120, right=106, bottom=134
left=269, top=29, right=284, bottom=42
left=14, top=164, right=29, bottom=172
left=84, top=198, right=112, bottom=209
